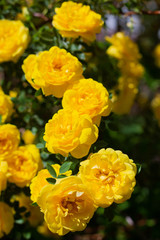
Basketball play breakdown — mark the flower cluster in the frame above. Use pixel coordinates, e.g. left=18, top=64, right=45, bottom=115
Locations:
left=0, top=124, right=42, bottom=188
left=0, top=110, right=42, bottom=236
left=30, top=149, right=137, bottom=235
left=43, top=76, right=111, bottom=157
left=23, top=45, right=112, bottom=158
left=0, top=19, right=30, bottom=63
left=106, top=32, right=144, bottom=114
left=30, top=163, right=96, bottom=236
left=0, top=2, right=142, bottom=238
left=52, top=1, right=104, bottom=42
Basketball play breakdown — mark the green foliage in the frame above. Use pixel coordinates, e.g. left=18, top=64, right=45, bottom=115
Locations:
left=46, top=164, right=57, bottom=178
left=46, top=177, right=56, bottom=184
left=59, top=162, right=72, bottom=174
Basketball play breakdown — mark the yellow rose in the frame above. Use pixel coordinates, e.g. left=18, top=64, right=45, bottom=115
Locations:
left=153, top=44, right=160, bottom=67
left=111, top=77, right=138, bottom=114
left=22, top=129, right=36, bottom=144
left=11, top=192, right=43, bottom=227
left=0, top=87, right=14, bottom=123
left=22, top=54, right=40, bottom=90
left=151, top=94, right=160, bottom=126
left=0, top=202, right=14, bottom=238
left=62, top=78, right=112, bottom=125
left=0, top=19, right=30, bottom=63
left=22, top=46, right=83, bottom=97
left=37, top=176, right=97, bottom=235
left=119, top=61, right=144, bottom=79
left=30, top=164, right=72, bottom=203
left=78, top=148, right=137, bottom=208
left=106, top=32, right=141, bottom=62
left=0, top=124, right=20, bottom=161
left=106, top=33, right=144, bottom=115
left=0, top=161, right=8, bottom=195
left=52, top=1, right=103, bottom=42
left=44, top=109, right=98, bottom=158
left=7, top=144, right=42, bottom=187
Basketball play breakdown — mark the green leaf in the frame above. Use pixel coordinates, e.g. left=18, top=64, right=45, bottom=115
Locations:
left=57, top=174, right=66, bottom=179
left=32, top=115, right=44, bottom=126
left=46, top=178, right=56, bottom=184
left=15, top=219, right=25, bottom=224
left=31, top=202, right=38, bottom=206
left=136, top=164, right=142, bottom=174
left=41, top=151, right=49, bottom=159
left=35, top=88, right=42, bottom=97
left=60, top=162, right=72, bottom=174
left=47, top=163, right=57, bottom=178
left=23, top=114, right=30, bottom=124
left=0, top=115, right=2, bottom=124
left=36, top=143, right=45, bottom=149
left=18, top=105, right=26, bottom=113
left=23, top=232, right=31, bottom=240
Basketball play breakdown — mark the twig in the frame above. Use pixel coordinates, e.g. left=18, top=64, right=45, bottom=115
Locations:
left=124, top=10, right=160, bottom=16
left=33, top=12, right=49, bottom=21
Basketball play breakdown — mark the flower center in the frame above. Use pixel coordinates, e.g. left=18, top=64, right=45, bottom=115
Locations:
left=14, top=155, right=26, bottom=171
left=61, top=199, right=78, bottom=213
left=94, top=169, right=115, bottom=184
left=53, top=62, right=63, bottom=71
left=59, top=123, right=72, bottom=135
left=61, top=192, right=84, bottom=214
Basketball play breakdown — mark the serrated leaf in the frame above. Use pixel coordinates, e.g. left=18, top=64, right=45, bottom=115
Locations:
left=60, top=162, right=72, bottom=174
left=47, top=163, right=57, bottom=178
left=46, top=177, right=56, bottom=184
